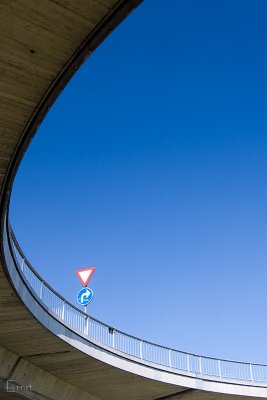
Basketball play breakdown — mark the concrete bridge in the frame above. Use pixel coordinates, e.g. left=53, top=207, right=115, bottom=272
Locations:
left=0, top=1, right=266, bottom=399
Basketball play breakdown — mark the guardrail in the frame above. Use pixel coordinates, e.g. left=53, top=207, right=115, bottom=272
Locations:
left=8, top=224, right=267, bottom=385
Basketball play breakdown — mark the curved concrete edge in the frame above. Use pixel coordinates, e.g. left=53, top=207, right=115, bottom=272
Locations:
left=3, top=215, right=267, bottom=399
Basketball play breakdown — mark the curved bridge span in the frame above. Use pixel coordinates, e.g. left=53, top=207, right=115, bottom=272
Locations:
left=0, top=1, right=266, bottom=399
left=6, top=225, right=267, bottom=388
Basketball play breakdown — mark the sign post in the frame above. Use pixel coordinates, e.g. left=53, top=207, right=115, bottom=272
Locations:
left=75, top=267, right=95, bottom=335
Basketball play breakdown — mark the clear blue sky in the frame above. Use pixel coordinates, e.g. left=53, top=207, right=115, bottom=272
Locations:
left=10, top=0, right=267, bottom=364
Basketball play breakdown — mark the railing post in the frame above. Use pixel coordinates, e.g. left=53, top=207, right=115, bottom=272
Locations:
left=250, top=363, right=254, bottom=383
left=199, top=356, right=202, bottom=375
left=84, top=316, right=89, bottom=336
left=40, top=281, right=44, bottom=301
left=168, top=349, right=172, bottom=368
left=108, top=327, right=115, bottom=346
left=140, top=340, right=143, bottom=360
left=187, top=353, right=190, bottom=372
left=218, top=359, right=222, bottom=378
left=61, top=301, right=65, bottom=320
left=112, top=329, right=115, bottom=348
left=21, top=258, right=25, bottom=273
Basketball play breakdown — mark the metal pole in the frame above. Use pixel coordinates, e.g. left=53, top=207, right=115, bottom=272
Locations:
left=218, top=359, right=222, bottom=379
left=40, top=281, right=43, bottom=300
left=187, top=353, right=190, bottom=372
left=84, top=306, right=88, bottom=335
left=112, top=330, right=115, bottom=348
left=84, top=316, right=89, bottom=335
left=199, top=357, right=202, bottom=375
left=140, top=340, right=143, bottom=360
left=250, top=363, right=254, bottom=383
left=21, top=258, right=25, bottom=273
left=61, top=301, right=65, bottom=320
left=169, top=349, right=172, bottom=368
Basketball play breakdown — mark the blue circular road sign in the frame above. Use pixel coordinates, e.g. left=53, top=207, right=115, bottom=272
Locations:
left=77, top=287, right=94, bottom=306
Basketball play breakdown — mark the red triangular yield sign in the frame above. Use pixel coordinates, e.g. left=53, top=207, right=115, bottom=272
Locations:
left=76, top=267, right=95, bottom=287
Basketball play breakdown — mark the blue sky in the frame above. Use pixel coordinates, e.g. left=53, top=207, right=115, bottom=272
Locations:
left=10, top=0, right=267, bottom=363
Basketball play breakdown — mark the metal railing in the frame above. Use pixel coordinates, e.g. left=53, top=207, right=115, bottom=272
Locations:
left=7, top=225, right=267, bottom=385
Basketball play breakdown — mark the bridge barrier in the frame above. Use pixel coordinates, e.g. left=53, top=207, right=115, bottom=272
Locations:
left=8, top=224, right=267, bottom=385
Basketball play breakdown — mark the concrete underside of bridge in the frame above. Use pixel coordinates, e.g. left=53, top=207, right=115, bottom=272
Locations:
left=0, top=1, right=266, bottom=399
